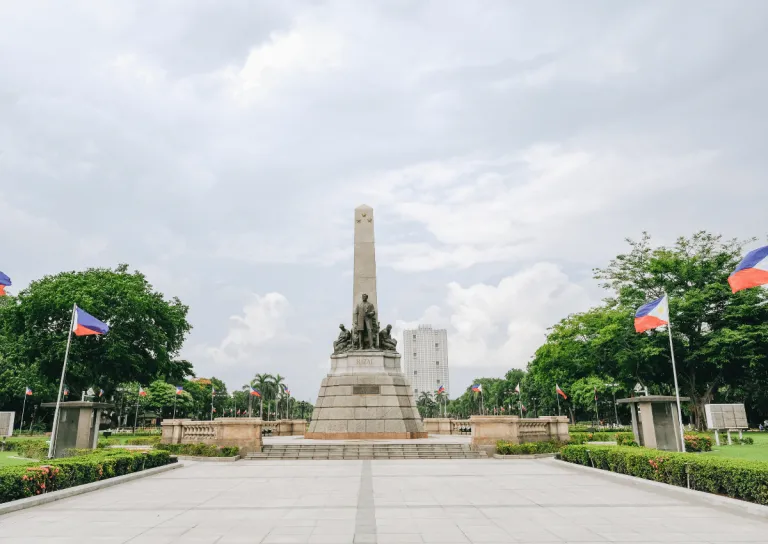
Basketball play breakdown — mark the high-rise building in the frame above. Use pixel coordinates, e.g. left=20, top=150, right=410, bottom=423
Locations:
left=402, top=325, right=449, bottom=397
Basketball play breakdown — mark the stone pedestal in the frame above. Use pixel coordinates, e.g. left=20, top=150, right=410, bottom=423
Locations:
left=306, top=350, right=427, bottom=439
left=42, top=401, right=113, bottom=458
left=470, top=415, right=570, bottom=454
left=424, top=418, right=453, bottom=435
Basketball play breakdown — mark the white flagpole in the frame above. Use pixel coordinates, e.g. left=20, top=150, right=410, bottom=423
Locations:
left=48, top=304, right=77, bottom=458
left=19, top=392, right=27, bottom=434
left=664, top=292, right=686, bottom=453
left=556, top=387, right=561, bottom=416
left=173, top=393, right=178, bottom=420
left=133, top=388, right=140, bottom=433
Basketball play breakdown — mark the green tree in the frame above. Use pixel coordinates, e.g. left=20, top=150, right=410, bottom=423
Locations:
left=416, top=391, right=436, bottom=418
left=0, top=265, right=193, bottom=397
left=146, top=379, right=194, bottom=418
left=251, top=373, right=273, bottom=419
left=594, top=232, right=768, bottom=427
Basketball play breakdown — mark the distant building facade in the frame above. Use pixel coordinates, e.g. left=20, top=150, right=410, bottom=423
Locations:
left=402, top=325, right=449, bottom=396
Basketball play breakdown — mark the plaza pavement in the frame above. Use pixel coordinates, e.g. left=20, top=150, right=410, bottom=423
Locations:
left=0, top=458, right=765, bottom=543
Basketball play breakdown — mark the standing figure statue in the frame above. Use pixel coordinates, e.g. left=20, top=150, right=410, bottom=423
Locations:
left=379, top=324, right=397, bottom=351
left=353, top=293, right=378, bottom=350
left=333, top=324, right=353, bottom=354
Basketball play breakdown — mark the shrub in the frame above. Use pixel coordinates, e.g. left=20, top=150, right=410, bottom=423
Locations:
left=155, top=443, right=240, bottom=457
left=730, top=436, right=754, bottom=446
left=560, top=445, right=768, bottom=505
left=569, top=425, right=633, bottom=433
left=570, top=432, right=634, bottom=445
left=125, top=436, right=161, bottom=446
left=684, top=434, right=713, bottom=452
left=496, top=440, right=566, bottom=455
left=0, top=450, right=175, bottom=504
left=5, top=439, right=49, bottom=460
left=615, top=433, right=639, bottom=447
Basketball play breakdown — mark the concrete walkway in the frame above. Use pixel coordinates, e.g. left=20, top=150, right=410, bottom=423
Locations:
left=0, top=458, right=765, bottom=543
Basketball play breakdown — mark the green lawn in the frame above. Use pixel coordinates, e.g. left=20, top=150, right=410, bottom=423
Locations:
left=0, top=451, right=34, bottom=467
left=704, top=431, right=768, bottom=461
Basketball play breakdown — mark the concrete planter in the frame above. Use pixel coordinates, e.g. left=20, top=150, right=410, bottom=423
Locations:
left=492, top=453, right=557, bottom=459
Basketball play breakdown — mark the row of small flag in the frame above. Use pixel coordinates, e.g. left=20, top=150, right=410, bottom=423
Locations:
left=23, top=386, right=106, bottom=397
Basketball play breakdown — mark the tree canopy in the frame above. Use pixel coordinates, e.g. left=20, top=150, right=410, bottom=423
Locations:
left=0, top=264, right=193, bottom=412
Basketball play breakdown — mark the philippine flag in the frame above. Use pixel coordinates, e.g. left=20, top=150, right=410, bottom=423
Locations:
left=437, top=385, right=445, bottom=394
left=138, top=386, right=147, bottom=397
left=634, top=295, right=669, bottom=333
left=251, top=387, right=261, bottom=397
left=99, top=389, right=104, bottom=397
left=176, top=386, right=184, bottom=395
left=556, top=384, right=567, bottom=400
left=25, top=387, right=33, bottom=396
left=73, top=307, right=109, bottom=336
left=283, top=385, right=291, bottom=396
left=728, top=245, right=768, bottom=293
left=0, top=271, right=11, bottom=296
left=514, top=383, right=521, bottom=394
left=471, top=383, right=482, bottom=393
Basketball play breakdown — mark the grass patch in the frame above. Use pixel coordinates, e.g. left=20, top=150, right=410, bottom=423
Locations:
left=0, top=452, right=34, bottom=467
left=705, top=432, right=768, bottom=461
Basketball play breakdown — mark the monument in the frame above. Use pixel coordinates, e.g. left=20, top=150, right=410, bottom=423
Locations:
left=306, top=205, right=427, bottom=439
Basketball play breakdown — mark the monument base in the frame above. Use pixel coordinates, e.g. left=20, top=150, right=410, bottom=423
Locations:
left=306, top=350, right=427, bottom=439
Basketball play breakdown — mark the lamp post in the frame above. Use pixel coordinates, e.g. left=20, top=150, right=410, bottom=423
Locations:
left=605, top=383, right=620, bottom=426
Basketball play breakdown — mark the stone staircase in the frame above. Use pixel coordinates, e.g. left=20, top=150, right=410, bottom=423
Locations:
left=244, top=443, right=486, bottom=460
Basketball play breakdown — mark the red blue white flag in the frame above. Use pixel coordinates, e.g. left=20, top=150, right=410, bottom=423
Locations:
left=729, top=245, right=768, bottom=293
left=556, top=384, right=567, bottom=400
left=176, top=386, right=184, bottom=395
left=25, top=387, right=33, bottom=396
left=437, top=385, right=445, bottom=394
left=138, top=386, right=147, bottom=397
left=634, top=295, right=669, bottom=333
left=471, top=383, right=482, bottom=393
left=251, top=387, right=261, bottom=397
left=73, top=307, right=109, bottom=336
left=514, top=383, right=521, bottom=394
left=0, top=271, right=11, bottom=296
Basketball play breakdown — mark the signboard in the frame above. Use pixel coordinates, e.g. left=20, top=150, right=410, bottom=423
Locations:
left=705, top=404, right=748, bottom=430
left=0, top=412, right=14, bottom=437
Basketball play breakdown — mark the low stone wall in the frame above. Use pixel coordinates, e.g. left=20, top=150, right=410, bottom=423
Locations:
left=470, top=415, right=569, bottom=454
left=423, top=418, right=453, bottom=434
left=161, top=418, right=263, bottom=454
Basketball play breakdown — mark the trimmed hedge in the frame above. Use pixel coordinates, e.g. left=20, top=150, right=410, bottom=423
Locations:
left=570, top=432, right=634, bottom=445
left=155, top=443, right=240, bottom=457
left=496, top=440, right=566, bottom=455
left=684, top=434, right=712, bottom=452
left=569, top=425, right=633, bottom=433
left=560, top=445, right=768, bottom=505
left=0, top=449, right=175, bottom=504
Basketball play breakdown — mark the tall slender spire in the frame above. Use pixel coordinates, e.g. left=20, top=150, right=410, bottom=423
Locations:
left=353, top=204, right=378, bottom=314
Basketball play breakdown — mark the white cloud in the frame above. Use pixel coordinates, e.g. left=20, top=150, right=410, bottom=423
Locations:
left=364, top=143, right=721, bottom=271
left=395, top=263, right=595, bottom=369
left=193, top=292, right=306, bottom=368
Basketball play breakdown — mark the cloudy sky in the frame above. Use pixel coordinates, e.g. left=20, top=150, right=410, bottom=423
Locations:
left=2, top=1, right=767, bottom=402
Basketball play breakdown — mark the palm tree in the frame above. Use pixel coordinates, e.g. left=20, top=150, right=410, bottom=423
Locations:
left=416, top=391, right=436, bottom=419
left=434, top=391, right=447, bottom=417
left=252, top=373, right=273, bottom=420
left=272, top=374, right=285, bottom=420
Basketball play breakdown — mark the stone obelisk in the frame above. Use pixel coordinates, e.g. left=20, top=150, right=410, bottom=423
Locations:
left=353, top=204, right=378, bottom=316
left=305, top=205, right=427, bottom=439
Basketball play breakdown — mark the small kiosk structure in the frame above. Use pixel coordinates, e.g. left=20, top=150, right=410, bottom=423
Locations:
left=617, top=395, right=689, bottom=452
left=42, top=401, right=113, bottom=458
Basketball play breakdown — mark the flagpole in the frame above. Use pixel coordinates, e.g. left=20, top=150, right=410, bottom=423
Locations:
left=173, top=393, right=177, bottom=420
left=665, top=292, right=686, bottom=453
left=133, top=387, right=140, bottom=433
left=556, top=388, right=561, bottom=416
left=210, top=387, right=214, bottom=421
left=48, top=304, right=77, bottom=458
left=19, top=392, right=27, bottom=434
left=594, top=390, right=600, bottom=425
